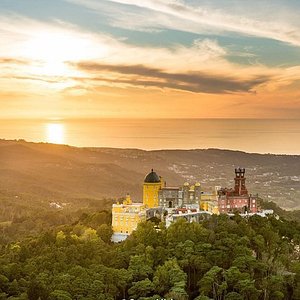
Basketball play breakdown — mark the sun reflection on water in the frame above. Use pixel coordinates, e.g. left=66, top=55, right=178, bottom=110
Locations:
left=46, top=123, right=65, bottom=144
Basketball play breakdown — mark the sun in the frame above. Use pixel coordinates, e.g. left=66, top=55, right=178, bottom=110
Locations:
left=22, top=29, right=105, bottom=77
left=46, top=123, right=65, bottom=144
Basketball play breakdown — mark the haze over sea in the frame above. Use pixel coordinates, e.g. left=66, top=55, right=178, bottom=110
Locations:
left=1, top=119, right=300, bottom=155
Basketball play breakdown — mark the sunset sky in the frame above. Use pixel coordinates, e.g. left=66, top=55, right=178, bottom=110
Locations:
left=1, top=0, right=300, bottom=119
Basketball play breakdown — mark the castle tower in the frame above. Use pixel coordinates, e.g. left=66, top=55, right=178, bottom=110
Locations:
left=194, top=182, right=201, bottom=202
left=234, top=168, right=248, bottom=196
left=143, top=169, right=162, bottom=208
left=123, top=193, right=132, bottom=205
left=182, top=182, right=190, bottom=206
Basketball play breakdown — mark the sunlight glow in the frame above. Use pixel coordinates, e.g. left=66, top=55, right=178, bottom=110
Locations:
left=22, top=29, right=107, bottom=77
left=24, top=30, right=93, bottom=60
left=46, top=123, right=65, bottom=144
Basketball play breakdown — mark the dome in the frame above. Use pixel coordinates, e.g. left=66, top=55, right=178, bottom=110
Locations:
left=144, top=169, right=161, bottom=183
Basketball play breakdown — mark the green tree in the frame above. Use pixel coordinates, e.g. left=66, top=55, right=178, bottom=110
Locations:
left=49, top=290, right=72, bottom=300
left=236, top=279, right=260, bottom=300
left=97, top=224, right=113, bottom=243
left=225, top=292, right=243, bottom=300
left=8, top=279, right=19, bottom=296
left=153, top=259, right=187, bottom=297
left=128, top=278, right=154, bottom=299
left=129, top=255, right=153, bottom=281
left=199, top=266, right=227, bottom=300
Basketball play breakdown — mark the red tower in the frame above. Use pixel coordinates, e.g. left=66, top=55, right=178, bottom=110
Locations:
left=234, top=168, right=248, bottom=196
left=218, top=168, right=259, bottom=214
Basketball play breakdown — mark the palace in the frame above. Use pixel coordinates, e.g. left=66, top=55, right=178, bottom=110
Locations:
left=218, top=168, right=259, bottom=213
left=111, top=167, right=261, bottom=242
left=111, top=194, right=146, bottom=238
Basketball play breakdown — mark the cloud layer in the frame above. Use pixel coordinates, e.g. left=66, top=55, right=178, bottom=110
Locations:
left=0, top=1, right=300, bottom=118
left=74, top=62, right=271, bottom=94
left=67, top=0, right=300, bottom=46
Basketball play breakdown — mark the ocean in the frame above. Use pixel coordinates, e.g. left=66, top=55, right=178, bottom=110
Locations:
left=0, top=118, right=300, bottom=155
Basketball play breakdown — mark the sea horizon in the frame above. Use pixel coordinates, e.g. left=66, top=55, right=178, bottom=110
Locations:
left=1, top=118, right=300, bottom=155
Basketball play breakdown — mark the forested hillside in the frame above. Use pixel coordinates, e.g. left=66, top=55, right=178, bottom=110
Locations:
left=1, top=139, right=300, bottom=299
left=0, top=213, right=299, bottom=299
left=1, top=139, right=300, bottom=209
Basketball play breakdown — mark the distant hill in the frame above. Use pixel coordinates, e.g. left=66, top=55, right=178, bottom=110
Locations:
left=0, top=139, right=300, bottom=209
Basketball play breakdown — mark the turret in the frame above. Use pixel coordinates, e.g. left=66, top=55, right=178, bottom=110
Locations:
left=143, top=169, right=162, bottom=208
left=234, top=167, right=248, bottom=196
left=124, top=193, right=132, bottom=205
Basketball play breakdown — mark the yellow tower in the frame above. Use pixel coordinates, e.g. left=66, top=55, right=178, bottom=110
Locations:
left=143, top=169, right=163, bottom=208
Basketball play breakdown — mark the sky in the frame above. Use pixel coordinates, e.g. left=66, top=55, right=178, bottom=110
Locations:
left=1, top=0, right=300, bottom=119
